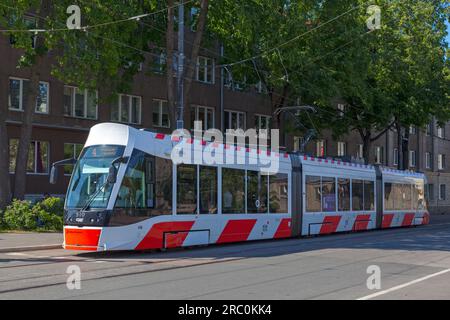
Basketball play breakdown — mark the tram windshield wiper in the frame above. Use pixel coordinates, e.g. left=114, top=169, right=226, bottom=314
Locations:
left=79, top=156, right=128, bottom=212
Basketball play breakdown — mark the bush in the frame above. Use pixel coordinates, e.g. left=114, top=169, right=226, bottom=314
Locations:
left=3, top=200, right=36, bottom=230
left=2, top=197, right=64, bottom=232
left=38, top=197, right=64, bottom=217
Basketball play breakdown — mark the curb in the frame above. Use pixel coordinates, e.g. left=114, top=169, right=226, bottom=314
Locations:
left=0, top=244, right=62, bottom=253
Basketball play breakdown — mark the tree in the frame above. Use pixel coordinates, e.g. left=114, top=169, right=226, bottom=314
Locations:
left=313, top=0, right=450, bottom=165
left=0, top=0, right=160, bottom=204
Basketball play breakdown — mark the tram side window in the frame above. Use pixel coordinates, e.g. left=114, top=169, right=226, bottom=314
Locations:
left=200, top=166, right=218, bottom=214
left=222, top=168, right=245, bottom=214
left=322, top=177, right=336, bottom=212
left=338, top=178, right=350, bottom=211
left=364, top=181, right=375, bottom=210
left=352, top=180, right=364, bottom=211
left=269, top=173, right=288, bottom=214
left=306, top=176, right=321, bottom=212
left=415, top=183, right=426, bottom=210
left=385, top=183, right=395, bottom=210
left=115, top=150, right=172, bottom=216
left=177, top=164, right=197, bottom=214
left=402, top=184, right=412, bottom=210
left=247, top=171, right=268, bottom=213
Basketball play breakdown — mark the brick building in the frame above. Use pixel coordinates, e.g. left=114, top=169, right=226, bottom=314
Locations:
left=1, top=31, right=448, bottom=214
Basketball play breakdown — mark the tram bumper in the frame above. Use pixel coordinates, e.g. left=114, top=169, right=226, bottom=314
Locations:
left=64, top=227, right=104, bottom=251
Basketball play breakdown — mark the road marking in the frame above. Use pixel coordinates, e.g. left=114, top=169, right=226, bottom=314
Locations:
left=357, top=268, right=450, bottom=300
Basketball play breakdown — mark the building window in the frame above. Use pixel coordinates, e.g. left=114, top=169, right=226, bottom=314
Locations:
left=409, top=150, right=416, bottom=168
left=409, top=126, right=416, bottom=135
left=337, top=142, right=346, bottom=157
left=63, top=143, right=83, bottom=175
left=337, top=104, right=345, bottom=117
left=224, top=110, right=246, bottom=131
left=9, top=78, right=49, bottom=113
left=293, top=137, right=303, bottom=152
left=64, top=86, right=97, bottom=119
left=255, top=115, right=271, bottom=144
left=111, top=94, right=141, bottom=124
left=393, top=148, right=398, bottom=166
left=9, top=139, right=49, bottom=174
left=425, top=152, right=431, bottom=169
left=151, top=51, right=167, bottom=74
left=439, top=184, right=446, bottom=200
left=437, top=126, right=445, bottom=139
left=316, top=140, right=325, bottom=157
left=426, top=184, right=434, bottom=201
left=357, top=144, right=364, bottom=159
left=191, top=105, right=215, bottom=131
left=196, top=56, right=214, bottom=84
left=374, top=146, right=383, bottom=164
left=152, top=99, right=170, bottom=128
left=426, top=122, right=432, bottom=136
left=438, top=154, right=445, bottom=170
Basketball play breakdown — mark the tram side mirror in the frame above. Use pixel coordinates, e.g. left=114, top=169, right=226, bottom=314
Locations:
left=49, top=158, right=77, bottom=185
left=107, top=156, right=128, bottom=185
left=49, top=165, right=58, bottom=185
left=107, top=165, right=117, bottom=184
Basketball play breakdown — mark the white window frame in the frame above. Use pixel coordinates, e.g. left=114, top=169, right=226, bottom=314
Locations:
left=439, top=184, right=446, bottom=200
left=316, top=140, right=325, bottom=157
left=357, top=144, right=364, bottom=159
left=255, top=114, right=271, bottom=131
left=425, top=152, right=431, bottom=169
left=63, top=143, right=83, bottom=176
left=293, top=137, right=303, bottom=152
left=393, top=148, right=398, bottom=166
left=152, top=99, right=170, bottom=128
left=9, top=139, right=50, bottom=175
left=114, top=94, right=142, bottom=125
left=224, top=110, right=246, bottom=131
left=437, top=126, right=445, bottom=139
left=337, top=141, right=346, bottom=157
left=196, top=56, right=215, bottom=84
left=409, top=126, right=416, bottom=135
left=374, top=146, right=383, bottom=164
left=409, top=150, right=416, bottom=167
left=64, top=85, right=98, bottom=120
left=9, top=77, right=50, bottom=114
left=337, top=104, right=345, bottom=117
left=438, top=154, right=445, bottom=170
left=192, top=105, right=215, bottom=130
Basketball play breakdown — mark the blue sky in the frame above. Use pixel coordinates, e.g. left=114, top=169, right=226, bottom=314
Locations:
left=447, top=21, right=450, bottom=44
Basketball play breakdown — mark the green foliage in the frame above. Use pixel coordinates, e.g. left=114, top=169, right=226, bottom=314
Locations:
left=2, top=198, right=63, bottom=231
left=3, top=200, right=37, bottom=230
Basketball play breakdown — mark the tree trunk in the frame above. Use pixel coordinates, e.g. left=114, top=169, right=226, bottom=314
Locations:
left=13, top=71, right=40, bottom=200
left=362, top=133, right=372, bottom=165
left=0, top=76, right=11, bottom=209
left=166, top=0, right=176, bottom=130
left=12, top=0, right=50, bottom=200
left=183, top=0, right=209, bottom=126
left=402, top=129, right=410, bottom=170
left=395, top=121, right=403, bottom=170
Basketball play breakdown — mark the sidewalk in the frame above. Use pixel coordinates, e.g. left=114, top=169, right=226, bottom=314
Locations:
left=0, top=232, right=63, bottom=253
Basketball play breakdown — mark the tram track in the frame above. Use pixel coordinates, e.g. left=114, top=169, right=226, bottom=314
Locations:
left=0, top=221, right=448, bottom=296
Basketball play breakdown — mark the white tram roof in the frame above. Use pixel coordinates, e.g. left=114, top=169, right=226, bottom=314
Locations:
left=84, top=123, right=426, bottom=182
left=85, top=123, right=292, bottom=172
left=298, top=154, right=376, bottom=180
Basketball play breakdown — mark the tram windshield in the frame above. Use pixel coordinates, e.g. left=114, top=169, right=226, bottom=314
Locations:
left=65, top=145, right=125, bottom=209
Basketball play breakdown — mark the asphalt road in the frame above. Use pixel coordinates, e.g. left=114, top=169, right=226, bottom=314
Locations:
left=1, top=216, right=450, bottom=300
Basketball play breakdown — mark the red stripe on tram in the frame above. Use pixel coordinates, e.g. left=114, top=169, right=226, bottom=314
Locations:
left=135, top=221, right=195, bottom=250
left=320, top=216, right=342, bottom=234
left=382, top=214, right=395, bottom=229
left=402, top=213, right=416, bottom=227
left=273, top=218, right=292, bottom=239
left=353, top=214, right=371, bottom=231
left=217, top=219, right=257, bottom=244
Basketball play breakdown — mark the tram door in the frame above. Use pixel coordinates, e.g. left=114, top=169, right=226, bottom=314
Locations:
left=290, top=155, right=302, bottom=237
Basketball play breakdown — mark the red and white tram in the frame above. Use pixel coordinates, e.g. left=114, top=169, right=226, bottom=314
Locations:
left=53, top=123, right=429, bottom=251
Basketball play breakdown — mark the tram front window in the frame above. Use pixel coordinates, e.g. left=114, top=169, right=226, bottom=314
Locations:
left=66, top=145, right=125, bottom=209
